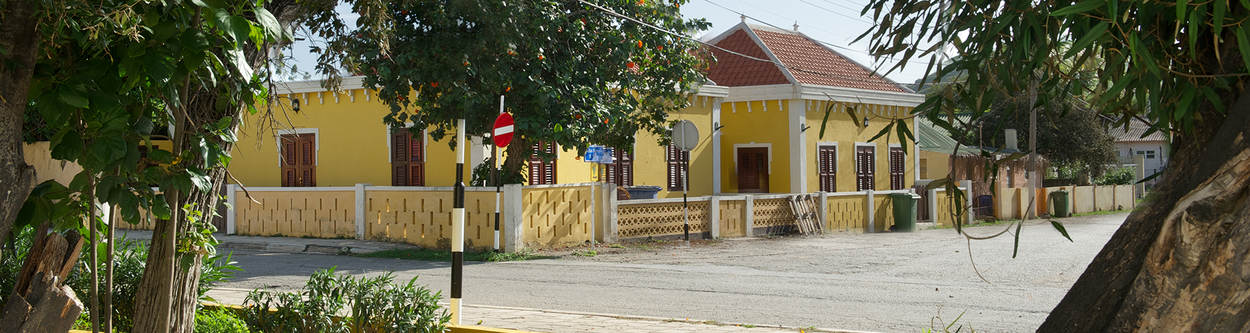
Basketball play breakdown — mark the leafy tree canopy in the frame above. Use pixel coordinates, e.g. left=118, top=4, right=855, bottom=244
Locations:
left=959, top=98, right=1118, bottom=176
left=330, top=0, right=710, bottom=155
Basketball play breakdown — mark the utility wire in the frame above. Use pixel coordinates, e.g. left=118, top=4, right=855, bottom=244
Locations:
left=574, top=0, right=925, bottom=88
left=796, top=0, right=872, bottom=24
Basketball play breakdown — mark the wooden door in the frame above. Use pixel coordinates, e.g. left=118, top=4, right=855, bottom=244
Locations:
left=391, top=130, right=425, bottom=186
left=280, top=133, right=316, bottom=187
left=856, top=145, right=875, bottom=191
left=889, top=147, right=905, bottom=190
left=737, top=147, right=769, bottom=193
left=818, top=145, right=837, bottom=192
left=605, top=147, right=633, bottom=186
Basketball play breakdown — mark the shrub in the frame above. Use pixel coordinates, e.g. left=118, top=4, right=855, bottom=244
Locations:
left=242, top=268, right=449, bottom=333
left=1095, top=166, right=1135, bottom=185
left=195, top=307, right=251, bottom=333
left=1, top=226, right=240, bottom=332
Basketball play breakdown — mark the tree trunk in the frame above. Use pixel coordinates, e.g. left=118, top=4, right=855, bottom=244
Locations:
left=0, top=225, right=86, bottom=332
left=504, top=136, right=530, bottom=184
left=1040, top=90, right=1250, bottom=331
left=132, top=91, right=230, bottom=333
left=0, top=0, right=40, bottom=245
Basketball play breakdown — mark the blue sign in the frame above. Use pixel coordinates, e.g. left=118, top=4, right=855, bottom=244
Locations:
left=584, top=145, right=615, bottom=164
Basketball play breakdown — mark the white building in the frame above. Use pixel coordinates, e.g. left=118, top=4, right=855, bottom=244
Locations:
left=1108, top=119, right=1169, bottom=184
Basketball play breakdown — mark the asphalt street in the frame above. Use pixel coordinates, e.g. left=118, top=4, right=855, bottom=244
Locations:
left=216, top=213, right=1127, bottom=332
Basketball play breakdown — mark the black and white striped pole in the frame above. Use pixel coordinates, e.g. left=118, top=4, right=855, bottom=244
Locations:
left=492, top=95, right=505, bottom=251
left=451, top=118, right=466, bottom=325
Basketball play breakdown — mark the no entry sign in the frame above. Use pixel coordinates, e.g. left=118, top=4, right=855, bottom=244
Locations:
left=492, top=113, right=515, bottom=148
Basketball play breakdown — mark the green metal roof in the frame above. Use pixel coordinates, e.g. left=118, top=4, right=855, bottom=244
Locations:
left=917, top=117, right=982, bottom=156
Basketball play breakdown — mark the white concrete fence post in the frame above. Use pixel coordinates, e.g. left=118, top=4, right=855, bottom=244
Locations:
left=599, top=182, right=616, bottom=243
left=354, top=183, right=367, bottom=240
left=226, top=184, right=237, bottom=235
left=709, top=196, right=721, bottom=239
left=503, top=184, right=524, bottom=252
left=960, top=180, right=974, bottom=225
left=606, top=183, right=618, bottom=243
left=818, top=192, right=829, bottom=231
left=744, top=195, right=755, bottom=236
left=927, top=188, right=938, bottom=224
left=865, top=189, right=875, bottom=233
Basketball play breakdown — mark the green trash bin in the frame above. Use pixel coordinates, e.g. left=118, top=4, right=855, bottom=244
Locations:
left=889, top=193, right=919, bottom=232
left=1050, top=190, right=1071, bottom=217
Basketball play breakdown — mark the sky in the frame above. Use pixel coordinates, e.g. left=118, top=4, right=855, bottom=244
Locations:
left=286, top=0, right=931, bottom=84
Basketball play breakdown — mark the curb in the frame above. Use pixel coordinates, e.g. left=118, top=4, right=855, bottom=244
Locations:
left=457, top=303, right=879, bottom=333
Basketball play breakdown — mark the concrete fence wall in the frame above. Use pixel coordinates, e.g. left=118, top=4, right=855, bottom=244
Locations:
left=997, top=184, right=1137, bottom=219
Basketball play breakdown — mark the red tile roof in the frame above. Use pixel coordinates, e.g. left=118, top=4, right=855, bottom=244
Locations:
left=707, top=24, right=906, bottom=93
left=706, top=29, right=790, bottom=87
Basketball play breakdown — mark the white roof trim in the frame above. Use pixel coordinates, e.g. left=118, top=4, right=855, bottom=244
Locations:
left=695, top=84, right=730, bottom=98
left=799, top=84, right=924, bottom=107
left=274, top=76, right=365, bottom=94
left=724, top=83, right=924, bottom=107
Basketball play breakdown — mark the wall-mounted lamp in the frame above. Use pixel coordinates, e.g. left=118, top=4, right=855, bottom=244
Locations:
left=292, top=97, right=302, bottom=113
left=800, top=124, right=811, bottom=132
left=862, top=117, right=869, bottom=127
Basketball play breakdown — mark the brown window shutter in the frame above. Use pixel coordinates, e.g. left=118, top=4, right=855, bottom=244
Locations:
left=392, top=131, right=407, bottom=185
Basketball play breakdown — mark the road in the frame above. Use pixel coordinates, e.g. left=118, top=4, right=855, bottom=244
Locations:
left=215, top=213, right=1126, bottom=332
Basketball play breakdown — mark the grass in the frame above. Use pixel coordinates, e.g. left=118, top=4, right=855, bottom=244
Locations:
left=355, top=248, right=555, bottom=262
left=572, top=249, right=598, bottom=257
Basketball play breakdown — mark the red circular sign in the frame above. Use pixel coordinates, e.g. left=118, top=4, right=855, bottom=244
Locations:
left=492, top=113, right=515, bottom=148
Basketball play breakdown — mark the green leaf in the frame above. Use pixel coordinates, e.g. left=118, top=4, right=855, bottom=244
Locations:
left=1050, top=220, right=1074, bottom=242
left=225, top=47, right=254, bottom=80
left=868, top=122, right=894, bottom=142
left=1213, top=0, right=1226, bottom=43
left=1177, top=0, right=1189, bottom=21
left=817, top=104, right=833, bottom=139
left=894, top=119, right=909, bottom=155
left=189, top=170, right=211, bottom=191
left=254, top=7, right=283, bottom=42
left=59, top=89, right=89, bottom=108
left=1065, top=22, right=1109, bottom=58
left=1050, top=0, right=1103, bottom=16
left=151, top=198, right=172, bottom=220
left=1012, top=220, right=1022, bottom=258
left=1236, top=27, right=1250, bottom=74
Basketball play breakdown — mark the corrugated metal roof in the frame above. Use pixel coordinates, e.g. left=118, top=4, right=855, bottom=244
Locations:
left=1107, top=119, right=1167, bottom=143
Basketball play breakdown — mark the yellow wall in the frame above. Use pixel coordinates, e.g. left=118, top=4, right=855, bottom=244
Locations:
left=919, top=150, right=950, bottom=180
left=229, top=90, right=473, bottom=187
left=803, top=100, right=916, bottom=193
left=719, top=100, right=792, bottom=193
left=633, top=96, right=716, bottom=197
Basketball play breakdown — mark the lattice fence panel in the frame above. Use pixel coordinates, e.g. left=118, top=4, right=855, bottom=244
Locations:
left=752, top=197, right=796, bottom=232
left=617, top=201, right=711, bottom=238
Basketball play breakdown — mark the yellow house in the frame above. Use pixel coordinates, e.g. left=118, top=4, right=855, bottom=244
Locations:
left=228, top=76, right=479, bottom=188
left=233, top=24, right=923, bottom=198
left=608, top=23, right=925, bottom=197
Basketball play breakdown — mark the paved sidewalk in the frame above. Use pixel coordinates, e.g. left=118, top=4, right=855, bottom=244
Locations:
left=207, top=287, right=857, bottom=333
left=119, top=230, right=418, bottom=255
